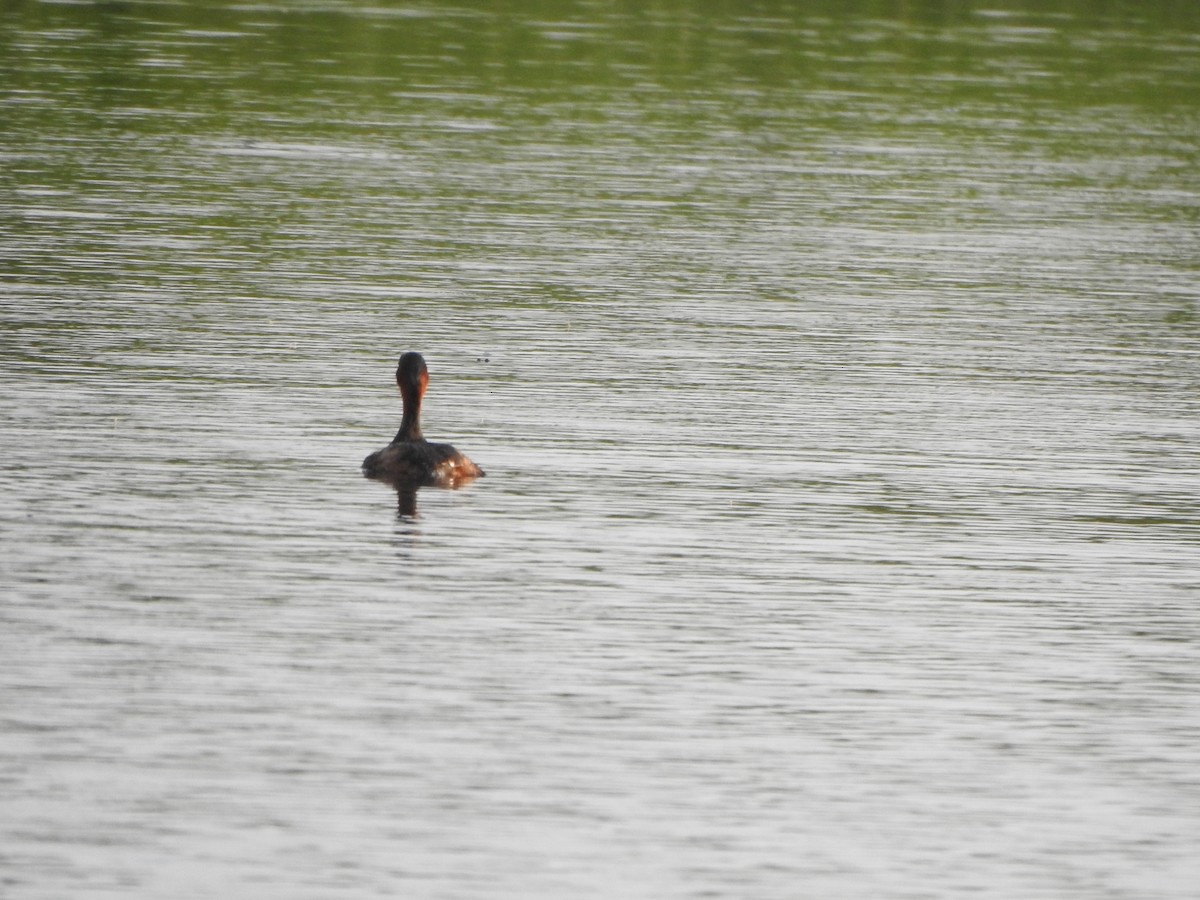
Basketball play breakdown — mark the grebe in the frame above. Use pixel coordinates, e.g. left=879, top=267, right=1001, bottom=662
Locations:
left=362, top=351, right=484, bottom=487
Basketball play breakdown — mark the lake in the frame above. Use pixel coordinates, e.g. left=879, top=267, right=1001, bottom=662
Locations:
left=2, top=1, right=1199, bottom=897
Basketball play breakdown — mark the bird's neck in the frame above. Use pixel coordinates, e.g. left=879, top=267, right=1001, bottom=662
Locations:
left=395, top=390, right=423, bottom=441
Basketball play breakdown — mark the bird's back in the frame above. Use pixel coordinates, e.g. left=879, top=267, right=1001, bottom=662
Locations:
left=362, top=439, right=484, bottom=487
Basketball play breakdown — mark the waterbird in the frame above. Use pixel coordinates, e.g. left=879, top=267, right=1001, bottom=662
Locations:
left=362, top=351, right=484, bottom=487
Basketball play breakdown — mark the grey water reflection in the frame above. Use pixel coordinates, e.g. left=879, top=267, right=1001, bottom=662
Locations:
left=2, top=1, right=1200, bottom=898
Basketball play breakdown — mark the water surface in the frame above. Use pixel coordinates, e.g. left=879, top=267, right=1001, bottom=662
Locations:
left=2, top=1, right=1199, bottom=898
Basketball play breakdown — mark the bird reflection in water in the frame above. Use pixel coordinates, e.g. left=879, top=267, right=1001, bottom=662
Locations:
left=392, top=483, right=420, bottom=518
left=362, top=351, right=484, bottom=517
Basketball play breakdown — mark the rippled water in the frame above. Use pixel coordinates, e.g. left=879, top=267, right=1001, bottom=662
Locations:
left=2, top=1, right=1199, bottom=898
